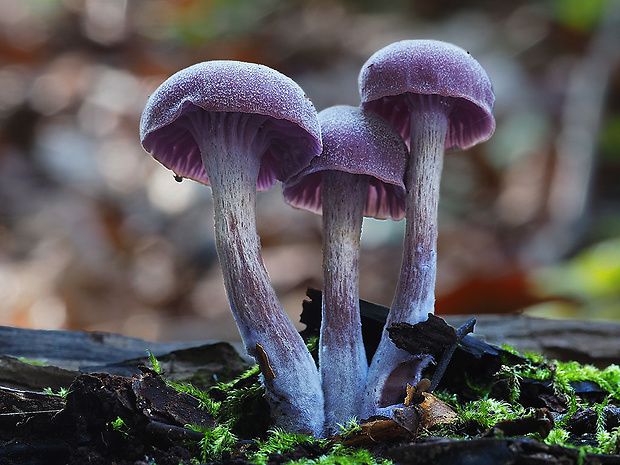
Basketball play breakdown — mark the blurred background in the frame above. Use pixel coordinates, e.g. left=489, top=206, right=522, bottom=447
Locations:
left=0, top=0, right=619, bottom=343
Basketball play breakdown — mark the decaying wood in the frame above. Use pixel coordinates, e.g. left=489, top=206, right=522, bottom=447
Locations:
left=0, top=329, right=251, bottom=463
left=416, top=393, right=459, bottom=429
left=0, top=369, right=215, bottom=464
left=390, top=436, right=620, bottom=465
left=0, top=325, right=247, bottom=372
left=303, top=288, right=620, bottom=367
left=55, top=369, right=215, bottom=432
left=388, top=315, right=457, bottom=357
left=490, top=408, right=554, bottom=438
left=0, top=355, right=79, bottom=391
left=445, top=314, right=620, bottom=368
left=0, top=386, right=64, bottom=428
left=1, top=314, right=620, bottom=464
left=335, top=393, right=458, bottom=448
left=335, top=417, right=411, bottom=447
left=131, top=367, right=215, bottom=428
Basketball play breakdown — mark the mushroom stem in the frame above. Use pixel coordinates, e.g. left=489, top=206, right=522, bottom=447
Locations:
left=320, top=170, right=369, bottom=430
left=362, top=100, right=449, bottom=417
left=193, top=113, right=324, bottom=435
left=392, top=104, right=448, bottom=323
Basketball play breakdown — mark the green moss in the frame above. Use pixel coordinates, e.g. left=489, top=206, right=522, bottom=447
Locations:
left=554, top=361, right=620, bottom=400
left=147, top=342, right=620, bottom=461
left=288, top=445, right=392, bottom=465
left=217, top=363, right=261, bottom=389
left=499, top=345, right=554, bottom=384
left=335, top=418, right=362, bottom=439
left=456, top=398, right=525, bottom=430
left=250, top=428, right=325, bottom=465
left=462, top=373, right=494, bottom=398
left=545, top=420, right=620, bottom=457
left=495, top=365, right=523, bottom=403
left=147, top=350, right=263, bottom=426
left=483, top=345, right=620, bottom=455
left=167, top=379, right=221, bottom=417
left=109, top=416, right=130, bottom=437
left=305, top=335, right=319, bottom=354
left=16, top=356, right=49, bottom=366
left=194, top=424, right=238, bottom=461
left=564, top=392, right=581, bottom=426
left=498, top=345, right=620, bottom=401
left=186, top=426, right=391, bottom=465
left=545, top=427, right=570, bottom=446
left=595, top=428, right=620, bottom=455
left=423, top=345, right=619, bottom=456
left=432, top=390, right=459, bottom=406
left=43, top=386, right=69, bottom=398
left=500, top=345, right=547, bottom=366
left=146, top=349, right=162, bottom=374
left=217, top=381, right=266, bottom=433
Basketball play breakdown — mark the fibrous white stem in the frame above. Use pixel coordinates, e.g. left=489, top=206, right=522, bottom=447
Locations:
left=320, top=170, right=369, bottom=431
left=191, top=112, right=325, bottom=435
left=362, top=104, right=448, bottom=418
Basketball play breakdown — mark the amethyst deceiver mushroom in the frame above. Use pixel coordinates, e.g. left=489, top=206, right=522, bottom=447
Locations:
left=140, top=61, right=325, bottom=434
left=358, top=40, right=495, bottom=417
left=283, top=105, right=408, bottom=430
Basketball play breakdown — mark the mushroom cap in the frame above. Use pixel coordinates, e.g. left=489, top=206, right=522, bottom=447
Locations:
left=359, top=39, right=495, bottom=151
left=283, top=105, right=408, bottom=220
left=140, top=60, right=322, bottom=190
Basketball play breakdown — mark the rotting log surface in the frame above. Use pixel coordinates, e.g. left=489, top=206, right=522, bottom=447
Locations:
left=391, top=436, right=620, bottom=465
left=0, top=325, right=248, bottom=372
left=302, top=288, right=620, bottom=368
left=1, top=316, right=620, bottom=464
left=445, top=314, right=620, bottom=368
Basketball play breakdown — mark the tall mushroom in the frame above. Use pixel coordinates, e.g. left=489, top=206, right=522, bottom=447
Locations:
left=358, top=40, right=495, bottom=417
left=283, top=105, right=408, bottom=430
left=140, top=61, right=325, bottom=434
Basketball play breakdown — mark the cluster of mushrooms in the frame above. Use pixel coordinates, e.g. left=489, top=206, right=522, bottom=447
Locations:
left=140, top=39, right=495, bottom=437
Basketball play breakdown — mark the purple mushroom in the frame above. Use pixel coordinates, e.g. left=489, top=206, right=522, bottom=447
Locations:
left=140, top=61, right=324, bottom=434
left=358, top=40, right=495, bottom=417
left=283, top=105, right=408, bottom=430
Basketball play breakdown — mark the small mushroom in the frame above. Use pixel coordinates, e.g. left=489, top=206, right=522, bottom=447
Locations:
left=358, top=40, right=495, bottom=417
left=140, top=60, right=324, bottom=434
left=283, top=105, right=408, bottom=430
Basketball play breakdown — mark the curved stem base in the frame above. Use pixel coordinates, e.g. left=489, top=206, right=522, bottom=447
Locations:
left=191, top=111, right=325, bottom=435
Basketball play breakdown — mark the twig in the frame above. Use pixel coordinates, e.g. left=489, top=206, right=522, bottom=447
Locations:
left=428, top=318, right=476, bottom=392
